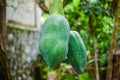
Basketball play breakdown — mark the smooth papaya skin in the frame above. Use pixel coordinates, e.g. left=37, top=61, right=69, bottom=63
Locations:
left=67, top=31, right=87, bottom=73
left=39, top=14, right=70, bottom=67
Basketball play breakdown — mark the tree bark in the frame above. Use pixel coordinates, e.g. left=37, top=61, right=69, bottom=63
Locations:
left=0, top=0, right=11, bottom=80
left=112, top=38, right=120, bottom=80
left=106, top=0, right=120, bottom=80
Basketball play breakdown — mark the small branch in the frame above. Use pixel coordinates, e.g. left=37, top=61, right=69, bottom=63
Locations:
left=89, top=15, right=100, bottom=80
left=94, top=39, right=100, bottom=80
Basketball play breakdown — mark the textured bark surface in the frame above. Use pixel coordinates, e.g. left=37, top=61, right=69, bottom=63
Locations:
left=0, top=0, right=11, bottom=80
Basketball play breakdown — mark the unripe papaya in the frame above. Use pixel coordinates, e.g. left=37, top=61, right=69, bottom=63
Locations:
left=39, top=14, right=70, bottom=67
left=67, top=31, right=87, bottom=73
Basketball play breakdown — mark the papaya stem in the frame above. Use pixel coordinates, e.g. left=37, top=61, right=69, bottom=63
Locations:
left=49, top=0, right=64, bottom=15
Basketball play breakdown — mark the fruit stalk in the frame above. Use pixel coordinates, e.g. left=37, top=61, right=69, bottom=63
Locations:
left=49, top=0, right=64, bottom=15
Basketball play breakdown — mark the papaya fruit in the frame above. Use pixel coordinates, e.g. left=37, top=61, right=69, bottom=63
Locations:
left=39, top=14, right=70, bottom=67
left=67, top=31, right=87, bottom=73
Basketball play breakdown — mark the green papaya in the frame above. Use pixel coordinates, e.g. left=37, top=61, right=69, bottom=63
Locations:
left=67, top=31, right=87, bottom=73
left=39, top=14, right=70, bottom=67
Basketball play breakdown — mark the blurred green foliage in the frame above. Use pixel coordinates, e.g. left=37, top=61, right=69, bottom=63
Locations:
left=63, top=0, right=113, bottom=79
left=64, top=0, right=113, bottom=52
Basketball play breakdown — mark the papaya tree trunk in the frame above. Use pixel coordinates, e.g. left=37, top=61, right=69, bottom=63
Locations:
left=106, top=0, right=120, bottom=80
left=0, top=0, right=11, bottom=80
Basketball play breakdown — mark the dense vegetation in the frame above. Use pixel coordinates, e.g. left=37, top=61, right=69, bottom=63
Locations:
left=63, top=0, right=113, bottom=79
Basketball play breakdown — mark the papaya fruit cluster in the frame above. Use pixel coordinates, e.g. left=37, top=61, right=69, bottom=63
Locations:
left=39, top=14, right=87, bottom=73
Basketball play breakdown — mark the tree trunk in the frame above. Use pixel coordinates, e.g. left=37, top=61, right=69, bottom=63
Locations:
left=0, top=0, right=11, bottom=80
left=106, top=0, right=120, bottom=80
left=112, top=38, right=120, bottom=80
left=112, top=50, right=120, bottom=80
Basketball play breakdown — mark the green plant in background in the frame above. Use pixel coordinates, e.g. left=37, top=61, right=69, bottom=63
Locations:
left=64, top=0, right=113, bottom=54
left=63, top=0, right=113, bottom=79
